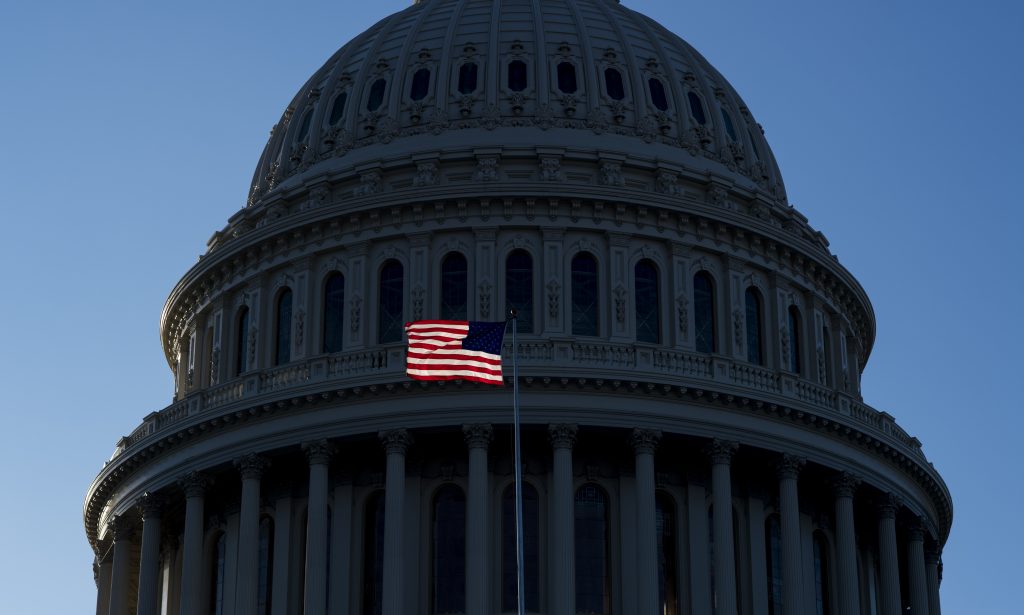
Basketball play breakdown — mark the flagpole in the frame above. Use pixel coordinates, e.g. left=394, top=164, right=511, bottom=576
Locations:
left=509, top=308, right=526, bottom=615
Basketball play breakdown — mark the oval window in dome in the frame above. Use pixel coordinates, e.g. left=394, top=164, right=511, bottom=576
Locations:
left=687, top=91, right=706, bottom=125
left=296, top=111, right=312, bottom=142
left=557, top=62, right=577, bottom=94
left=328, top=92, right=348, bottom=125
left=604, top=68, right=625, bottom=100
left=458, top=62, right=478, bottom=94
left=410, top=68, right=430, bottom=101
left=721, top=108, right=737, bottom=141
left=649, top=78, right=668, bottom=111
left=367, top=78, right=387, bottom=111
left=508, top=60, right=527, bottom=92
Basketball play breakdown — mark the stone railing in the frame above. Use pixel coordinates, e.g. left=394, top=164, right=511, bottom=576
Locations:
left=112, top=341, right=924, bottom=461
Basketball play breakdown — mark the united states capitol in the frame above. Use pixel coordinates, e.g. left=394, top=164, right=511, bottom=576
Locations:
left=84, top=1, right=951, bottom=614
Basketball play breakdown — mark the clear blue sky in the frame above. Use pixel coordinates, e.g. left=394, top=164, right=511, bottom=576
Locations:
left=0, top=1, right=1020, bottom=612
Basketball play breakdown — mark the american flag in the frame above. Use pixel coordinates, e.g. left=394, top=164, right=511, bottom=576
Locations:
left=404, top=320, right=507, bottom=386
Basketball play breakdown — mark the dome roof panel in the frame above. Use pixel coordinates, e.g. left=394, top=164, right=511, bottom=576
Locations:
left=247, top=0, right=786, bottom=206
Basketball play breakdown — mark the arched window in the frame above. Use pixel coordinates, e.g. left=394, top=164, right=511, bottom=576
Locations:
left=209, top=532, right=227, bottom=615
left=687, top=91, right=707, bottom=125
left=656, top=492, right=678, bottom=615
left=822, top=324, right=832, bottom=386
left=557, top=62, right=578, bottom=94
left=275, top=288, right=292, bottom=366
left=787, top=306, right=802, bottom=374
left=362, top=491, right=385, bottom=615
left=506, top=250, right=534, bottom=334
left=296, top=110, right=312, bottom=142
left=508, top=60, right=527, bottom=92
left=604, top=68, right=625, bottom=100
left=575, top=483, right=610, bottom=614
left=367, top=78, right=387, bottom=111
left=649, top=78, right=669, bottom=111
left=440, top=252, right=468, bottom=321
left=329, top=92, right=348, bottom=125
left=323, top=273, right=345, bottom=353
left=745, top=288, right=764, bottom=365
left=378, top=261, right=404, bottom=344
left=257, top=517, right=274, bottom=615
left=635, top=259, right=660, bottom=343
left=236, top=306, right=250, bottom=375
left=458, top=62, right=478, bottom=95
left=765, top=515, right=783, bottom=615
left=813, top=531, right=832, bottom=615
left=572, top=252, right=599, bottom=336
left=721, top=108, right=738, bottom=141
left=502, top=482, right=540, bottom=612
left=693, top=272, right=716, bottom=353
left=410, top=68, right=431, bottom=101
left=432, top=485, right=467, bottom=614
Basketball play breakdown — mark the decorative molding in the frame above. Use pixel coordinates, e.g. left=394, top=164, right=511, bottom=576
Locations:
left=178, top=471, right=211, bottom=499
left=136, top=493, right=163, bottom=520
left=877, top=492, right=902, bottom=519
left=630, top=428, right=662, bottom=455
left=548, top=423, right=578, bottom=450
left=302, top=440, right=335, bottom=465
left=462, top=423, right=494, bottom=449
left=776, top=453, right=805, bottom=479
left=830, top=472, right=861, bottom=499
left=235, top=453, right=268, bottom=480
left=379, top=429, right=413, bottom=455
left=706, top=438, right=738, bottom=465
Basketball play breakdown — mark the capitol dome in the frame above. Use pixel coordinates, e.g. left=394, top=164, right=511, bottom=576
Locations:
left=86, top=2, right=949, bottom=615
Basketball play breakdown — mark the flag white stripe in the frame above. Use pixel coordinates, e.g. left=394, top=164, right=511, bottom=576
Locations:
left=406, top=368, right=503, bottom=382
left=407, top=357, right=502, bottom=369
left=408, top=347, right=501, bottom=360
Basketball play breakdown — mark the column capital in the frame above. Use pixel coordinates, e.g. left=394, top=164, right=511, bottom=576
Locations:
left=924, top=543, right=941, bottom=565
left=705, top=438, right=738, bottom=465
left=136, top=492, right=164, bottom=520
left=235, top=453, right=269, bottom=479
left=548, top=423, right=578, bottom=450
left=379, top=429, right=413, bottom=455
left=776, top=453, right=805, bottom=480
left=302, top=439, right=336, bottom=465
left=109, top=514, right=135, bottom=542
left=877, top=492, right=902, bottom=519
left=830, top=471, right=861, bottom=498
left=462, top=423, right=494, bottom=450
left=178, top=471, right=211, bottom=498
left=631, top=428, right=662, bottom=455
left=906, top=516, right=927, bottom=542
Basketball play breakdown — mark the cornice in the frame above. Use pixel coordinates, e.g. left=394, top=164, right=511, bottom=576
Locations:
left=83, top=369, right=951, bottom=554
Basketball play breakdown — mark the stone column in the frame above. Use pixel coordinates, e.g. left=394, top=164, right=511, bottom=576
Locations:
left=107, top=515, right=135, bottom=615
left=234, top=454, right=268, bottom=614
left=632, top=429, right=662, bottom=615
left=179, top=472, right=210, bottom=615
left=549, top=424, right=578, bottom=615
left=708, top=440, right=739, bottom=615
left=777, top=454, right=805, bottom=615
left=831, top=473, right=861, bottom=615
left=877, top=494, right=902, bottom=615
left=906, top=519, right=929, bottom=615
left=463, top=424, right=494, bottom=615
left=136, top=494, right=163, bottom=615
left=380, top=429, right=413, bottom=615
left=303, top=441, right=334, bottom=615
left=924, top=545, right=942, bottom=615
left=95, top=554, right=113, bottom=615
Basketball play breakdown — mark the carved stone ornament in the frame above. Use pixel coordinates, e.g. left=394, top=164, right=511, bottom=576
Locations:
left=585, top=107, right=608, bottom=134
left=816, top=347, right=826, bottom=384
left=412, top=286, right=425, bottom=321
left=733, top=308, right=744, bottom=347
left=109, top=514, right=135, bottom=542
left=235, top=453, right=268, bottom=480
left=350, top=295, right=362, bottom=333
left=779, top=325, right=790, bottom=366
left=248, top=326, right=258, bottom=369
left=831, top=472, right=861, bottom=499
left=482, top=104, right=501, bottom=130
left=876, top=492, right=901, bottom=519
left=479, top=280, right=492, bottom=318
left=539, top=156, right=563, bottom=182
left=547, top=279, right=561, bottom=318
left=209, top=348, right=220, bottom=385
left=776, top=454, right=806, bottom=480
left=179, top=471, right=211, bottom=499
left=706, top=439, right=738, bottom=465
left=631, top=428, right=662, bottom=455
left=309, top=185, right=330, bottom=208
left=357, top=170, right=382, bottom=196
left=613, top=285, right=627, bottom=323
left=676, top=293, right=689, bottom=336
left=379, top=429, right=414, bottom=455
left=548, top=423, right=578, bottom=450
left=475, top=156, right=499, bottom=182
left=295, top=309, right=305, bottom=348
left=137, top=493, right=164, bottom=520
left=462, top=423, right=494, bottom=449
left=708, top=185, right=728, bottom=206
left=656, top=170, right=680, bottom=196
left=600, top=161, right=624, bottom=186
left=413, top=161, right=438, bottom=187
left=302, top=439, right=335, bottom=465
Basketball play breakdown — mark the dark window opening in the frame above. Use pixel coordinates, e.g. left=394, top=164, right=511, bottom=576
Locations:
left=506, top=250, right=534, bottom=334
left=236, top=306, right=250, bottom=375
left=440, top=252, right=468, bottom=321
left=367, top=79, right=387, bottom=111
left=635, top=259, right=660, bottom=343
left=557, top=62, right=578, bottom=94
left=502, top=483, right=540, bottom=612
left=694, top=272, right=716, bottom=353
left=323, top=273, right=345, bottom=353
left=721, top=108, right=738, bottom=141
left=378, top=261, right=404, bottom=344
left=458, top=62, right=478, bottom=95
left=788, top=306, right=802, bottom=374
left=745, top=288, right=763, bottom=365
left=410, top=68, right=431, bottom=101
left=575, top=484, right=610, bottom=614
left=275, top=288, right=292, bottom=366
left=296, top=111, right=312, bottom=142
left=688, top=91, right=707, bottom=125
left=604, top=68, right=625, bottom=100
left=572, top=252, right=599, bottom=336
left=329, top=92, right=348, bottom=125
left=508, top=60, right=528, bottom=92
left=649, top=78, right=669, bottom=111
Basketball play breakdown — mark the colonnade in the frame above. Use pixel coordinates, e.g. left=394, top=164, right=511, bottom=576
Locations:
left=93, top=426, right=943, bottom=615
